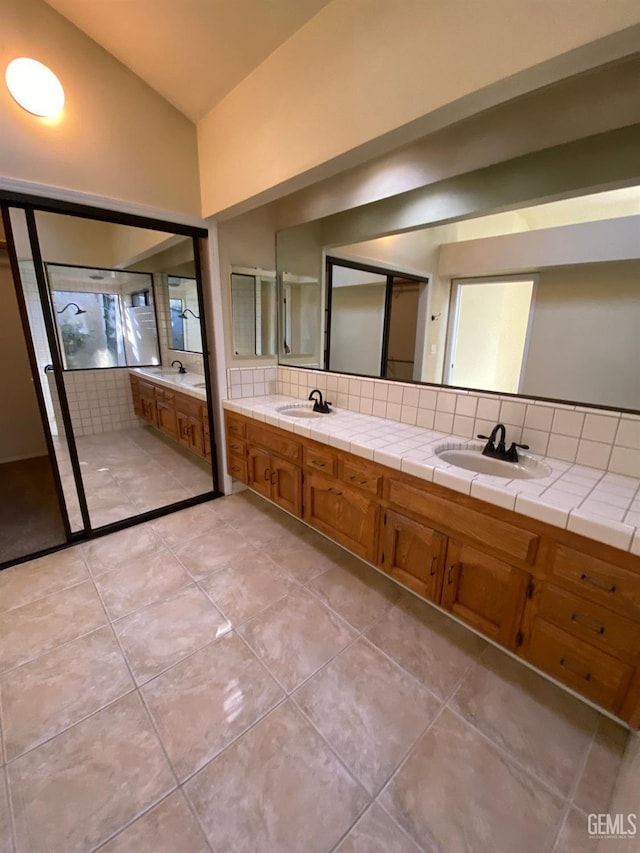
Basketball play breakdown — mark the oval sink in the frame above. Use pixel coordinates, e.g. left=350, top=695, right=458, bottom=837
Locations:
left=436, top=448, right=551, bottom=480
left=277, top=405, right=327, bottom=419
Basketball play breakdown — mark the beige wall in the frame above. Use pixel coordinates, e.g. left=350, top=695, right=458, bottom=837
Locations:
left=0, top=0, right=200, bottom=214
left=198, top=0, right=640, bottom=216
left=521, top=262, right=640, bottom=409
left=330, top=283, right=386, bottom=376
left=0, top=253, right=47, bottom=462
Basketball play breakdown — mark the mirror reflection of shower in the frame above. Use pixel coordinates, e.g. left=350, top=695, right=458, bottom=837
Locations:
left=168, top=276, right=202, bottom=353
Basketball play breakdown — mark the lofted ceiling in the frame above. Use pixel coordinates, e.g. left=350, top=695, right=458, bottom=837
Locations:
left=42, top=0, right=333, bottom=122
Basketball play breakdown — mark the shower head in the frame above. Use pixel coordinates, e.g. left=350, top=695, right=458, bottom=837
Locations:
left=57, top=302, right=86, bottom=316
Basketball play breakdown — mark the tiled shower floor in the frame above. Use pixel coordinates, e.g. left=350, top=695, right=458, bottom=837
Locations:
left=55, top=426, right=214, bottom=530
left=0, top=491, right=630, bottom=852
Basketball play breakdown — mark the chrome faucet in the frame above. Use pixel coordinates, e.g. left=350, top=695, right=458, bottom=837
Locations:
left=477, top=423, right=529, bottom=463
left=308, top=389, right=332, bottom=414
left=171, top=359, right=186, bottom=374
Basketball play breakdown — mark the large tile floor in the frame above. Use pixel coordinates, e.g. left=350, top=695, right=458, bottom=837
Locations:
left=55, top=426, right=214, bottom=530
left=0, top=491, right=631, bottom=852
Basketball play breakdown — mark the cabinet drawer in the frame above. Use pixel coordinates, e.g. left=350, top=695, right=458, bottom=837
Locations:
left=138, top=380, right=155, bottom=395
left=526, top=618, right=633, bottom=712
left=226, top=416, right=246, bottom=438
left=304, top=445, right=338, bottom=476
left=340, top=458, right=381, bottom=495
left=387, top=479, right=539, bottom=565
left=539, top=584, right=639, bottom=663
left=154, top=387, right=175, bottom=402
left=247, top=422, right=302, bottom=462
left=227, top=456, right=248, bottom=483
left=551, top=545, right=640, bottom=620
left=227, top=437, right=246, bottom=459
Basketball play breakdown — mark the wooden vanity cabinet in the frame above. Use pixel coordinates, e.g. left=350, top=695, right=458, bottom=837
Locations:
left=380, top=510, right=445, bottom=601
left=440, top=541, right=531, bottom=650
left=245, top=426, right=302, bottom=517
left=224, top=410, right=640, bottom=724
left=129, top=375, right=210, bottom=462
left=304, top=470, right=379, bottom=561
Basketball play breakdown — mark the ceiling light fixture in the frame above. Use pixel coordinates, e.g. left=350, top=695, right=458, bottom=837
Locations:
left=5, top=58, right=65, bottom=118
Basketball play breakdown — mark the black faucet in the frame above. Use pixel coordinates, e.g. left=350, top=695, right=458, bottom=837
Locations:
left=171, top=360, right=186, bottom=374
left=477, top=423, right=529, bottom=463
left=308, top=389, right=332, bottom=414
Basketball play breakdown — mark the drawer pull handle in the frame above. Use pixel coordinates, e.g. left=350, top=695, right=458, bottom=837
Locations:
left=270, top=471, right=277, bottom=485
left=560, top=657, right=592, bottom=682
left=349, top=476, right=367, bottom=485
left=447, top=564, right=458, bottom=584
left=264, top=468, right=270, bottom=481
left=311, top=460, right=326, bottom=468
left=328, top=487, right=343, bottom=496
left=580, top=574, right=616, bottom=593
left=571, top=613, right=605, bottom=635
left=430, top=554, right=438, bottom=577
left=231, top=466, right=240, bottom=473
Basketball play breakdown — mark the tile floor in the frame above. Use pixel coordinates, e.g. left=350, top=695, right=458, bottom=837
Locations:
left=0, top=490, right=631, bottom=852
left=54, top=426, right=214, bottom=531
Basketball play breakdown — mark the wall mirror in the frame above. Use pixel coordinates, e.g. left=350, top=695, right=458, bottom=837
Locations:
left=230, top=267, right=277, bottom=357
left=276, top=182, right=640, bottom=412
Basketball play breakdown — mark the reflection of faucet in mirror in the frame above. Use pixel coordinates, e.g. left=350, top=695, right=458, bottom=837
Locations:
left=171, top=359, right=186, bottom=374
left=180, top=308, right=200, bottom=320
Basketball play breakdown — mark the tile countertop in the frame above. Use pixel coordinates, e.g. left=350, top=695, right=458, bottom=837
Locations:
left=129, top=367, right=208, bottom=402
left=223, top=395, right=640, bottom=556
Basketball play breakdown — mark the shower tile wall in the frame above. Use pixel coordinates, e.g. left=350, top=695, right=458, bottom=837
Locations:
left=53, top=370, right=140, bottom=437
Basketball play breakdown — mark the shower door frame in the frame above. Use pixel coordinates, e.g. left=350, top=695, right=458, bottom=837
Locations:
left=0, top=191, right=222, bottom=572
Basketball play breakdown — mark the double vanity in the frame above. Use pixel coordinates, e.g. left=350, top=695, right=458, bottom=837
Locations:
left=224, top=395, right=640, bottom=727
left=129, top=367, right=211, bottom=462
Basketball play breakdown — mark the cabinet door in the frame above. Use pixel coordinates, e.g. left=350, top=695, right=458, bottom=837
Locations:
left=271, top=456, right=302, bottom=517
left=156, top=400, right=177, bottom=438
left=188, top=415, right=206, bottom=458
left=440, top=540, right=530, bottom=649
left=140, top=393, right=157, bottom=426
left=380, top=510, right=446, bottom=601
left=176, top=410, right=191, bottom=449
left=247, top=447, right=271, bottom=499
left=303, top=471, right=378, bottom=560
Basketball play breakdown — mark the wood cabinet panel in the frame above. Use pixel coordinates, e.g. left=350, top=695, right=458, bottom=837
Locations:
left=247, top=422, right=302, bottom=463
left=340, top=457, right=381, bottom=495
left=380, top=510, right=445, bottom=601
left=538, top=584, right=639, bottom=663
left=441, top=540, right=530, bottom=649
left=227, top=456, right=248, bottom=484
left=156, top=400, right=177, bottom=439
left=272, top=457, right=302, bottom=516
left=304, top=445, right=338, bottom=477
left=226, top=416, right=246, bottom=438
left=247, top=446, right=271, bottom=499
left=387, top=478, right=539, bottom=565
left=139, top=393, right=157, bottom=426
left=551, top=545, right=640, bottom=620
left=304, top=471, right=378, bottom=561
left=525, top=618, right=633, bottom=713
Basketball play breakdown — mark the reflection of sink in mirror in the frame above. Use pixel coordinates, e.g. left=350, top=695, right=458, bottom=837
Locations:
left=436, top=448, right=551, bottom=480
left=277, top=405, right=328, bottom=419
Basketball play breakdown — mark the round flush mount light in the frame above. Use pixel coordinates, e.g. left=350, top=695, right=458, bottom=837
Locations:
left=5, top=58, right=65, bottom=118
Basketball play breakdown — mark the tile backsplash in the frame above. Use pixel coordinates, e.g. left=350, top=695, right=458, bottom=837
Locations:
left=226, top=367, right=278, bottom=399
left=277, top=366, right=640, bottom=477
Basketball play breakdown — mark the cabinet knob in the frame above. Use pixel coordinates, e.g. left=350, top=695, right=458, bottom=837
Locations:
left=580, top=573, right=616, bottom=593
left=328, top=487, right=343, bottom=496
left=560, top=656, right=592, bottom=682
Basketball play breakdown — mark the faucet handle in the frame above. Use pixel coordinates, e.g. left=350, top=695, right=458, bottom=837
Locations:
left=506, top=442, right=530, bottom=462
left=477, top=434, right=490, bottom=440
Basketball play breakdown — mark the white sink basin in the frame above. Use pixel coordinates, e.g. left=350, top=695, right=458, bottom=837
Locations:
left=277, top=405, right=327, bottom=419
left=436, top=448, right=551, bottom=480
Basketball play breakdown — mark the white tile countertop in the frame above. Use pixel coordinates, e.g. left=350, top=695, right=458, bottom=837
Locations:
left=129, top=367, right=208, bottom=402
left=223, top=395, right=640, bottom=555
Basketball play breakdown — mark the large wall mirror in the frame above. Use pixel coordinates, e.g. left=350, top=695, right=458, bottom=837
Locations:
left=276, top=180, right=640, bottom=412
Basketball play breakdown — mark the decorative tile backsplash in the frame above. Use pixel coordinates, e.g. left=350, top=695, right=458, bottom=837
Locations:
left=226, top=367, right=278, bottom=399
left=277, top=366, right=640, bottom=478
